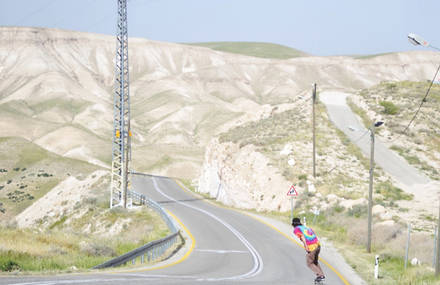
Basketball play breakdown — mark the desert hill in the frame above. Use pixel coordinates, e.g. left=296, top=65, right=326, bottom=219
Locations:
left=2, top=26, right=440, bottom=279
left=0, top=27, right=438, bottom=181
left=185, top=41, right=308, bottom=59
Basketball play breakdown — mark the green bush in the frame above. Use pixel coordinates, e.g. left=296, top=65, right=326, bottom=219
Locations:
left=379, top=101, right=399, bottom=115
left=0, top=260, right=20, bottom=272
left=298, top=174, right=308, bottom=180
left=375, top=182, right=413, bottom=201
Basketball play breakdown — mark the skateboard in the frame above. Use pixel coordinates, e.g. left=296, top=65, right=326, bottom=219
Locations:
left=314, top=279, right=325, bottom=285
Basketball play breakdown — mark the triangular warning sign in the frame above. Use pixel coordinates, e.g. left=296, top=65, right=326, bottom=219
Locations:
left=287, top=185, right=298, bottom=196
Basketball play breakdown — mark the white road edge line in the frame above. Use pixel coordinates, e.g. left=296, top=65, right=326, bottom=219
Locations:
left=151, top=177, right=263, bottom=281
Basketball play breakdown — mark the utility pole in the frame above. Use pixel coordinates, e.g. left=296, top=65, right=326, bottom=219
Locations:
left=312, top=83, right=317, bottom=178
left=367, top=121, right=383, bottom=253
left=110, top=0, right=131, bottom=208
left=436, top=199, right=440, bottom=275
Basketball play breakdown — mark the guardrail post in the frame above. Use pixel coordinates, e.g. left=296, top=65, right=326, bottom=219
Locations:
left=132, top=258, right=135, bottom=265
left=141, top=254, right=144, bottom=264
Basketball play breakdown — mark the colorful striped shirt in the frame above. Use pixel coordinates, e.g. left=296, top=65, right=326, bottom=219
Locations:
left=294, top=225, right=320, bottom=252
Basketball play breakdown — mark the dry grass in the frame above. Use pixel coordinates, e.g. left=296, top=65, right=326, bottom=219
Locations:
left=311, top=211, right=439, bottom=284
left=0, top=137, right=98, bottom=221
left=0, top=137, right=170, bottom=272
left=0, top=205, right=170, bottom=272
left=218, top=100, right=386, bottom=201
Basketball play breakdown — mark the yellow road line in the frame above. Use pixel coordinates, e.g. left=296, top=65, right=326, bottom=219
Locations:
left=241, top=212, right=351, bottom=285
left=0, top=212, right=196, bottom=279
left=106, top=209, right=195, bottom=274
left=138, top=210, right=195, bottom=271
left=174, top=179, right=350, bottom=284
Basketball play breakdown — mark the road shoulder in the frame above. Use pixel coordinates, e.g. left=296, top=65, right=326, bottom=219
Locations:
left=243, top=211, right=367, bottom=285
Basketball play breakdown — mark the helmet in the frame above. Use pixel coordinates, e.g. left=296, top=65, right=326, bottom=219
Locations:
left=292, top=217, right=301, bottom=227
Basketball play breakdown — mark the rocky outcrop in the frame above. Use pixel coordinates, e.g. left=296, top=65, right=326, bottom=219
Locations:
left=198, top=138, right=292, bottom=211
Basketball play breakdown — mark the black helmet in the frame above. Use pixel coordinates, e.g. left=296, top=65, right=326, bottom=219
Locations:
left=292, top=217, right=301, bottom=227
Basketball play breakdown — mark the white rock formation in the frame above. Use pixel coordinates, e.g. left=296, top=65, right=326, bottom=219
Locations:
left=198, top=139, right=292, bottom=211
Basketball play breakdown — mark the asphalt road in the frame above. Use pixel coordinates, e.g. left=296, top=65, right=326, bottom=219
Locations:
left=1, top=175, right=348, bottom=285
left=320, top=91, right=430, bottom=188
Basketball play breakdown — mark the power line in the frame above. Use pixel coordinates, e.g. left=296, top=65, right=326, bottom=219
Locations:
left=13, top=0, right=58, bottom=26
left=352, top=129, right=370, bottom=144
left=388, top=62, right=440, bottom=143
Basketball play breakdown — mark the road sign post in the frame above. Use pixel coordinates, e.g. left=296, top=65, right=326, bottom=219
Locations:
left=287, top=185, right=298, bottom=221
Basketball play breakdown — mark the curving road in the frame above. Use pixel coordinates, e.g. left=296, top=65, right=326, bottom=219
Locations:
left=1, top=174, right=349, bottom=285
left=319, top=91, right=430, bottom=188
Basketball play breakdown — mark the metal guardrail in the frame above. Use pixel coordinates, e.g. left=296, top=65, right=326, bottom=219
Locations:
left=128, top=190, right=178, bottom=233
left=93, top=176, right=181, bottom=269
left=93, top=231, right=180, bottom=269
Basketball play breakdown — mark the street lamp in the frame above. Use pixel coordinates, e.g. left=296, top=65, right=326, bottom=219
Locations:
left=408, top=32, right=440, bottom=275
left=367, top=121, right=383, bottom=253
left=408, top=33, right=440, bottom=51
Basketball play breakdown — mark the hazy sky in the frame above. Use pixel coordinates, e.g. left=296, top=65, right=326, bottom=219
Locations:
left=1, top=0, right=439, bottom=56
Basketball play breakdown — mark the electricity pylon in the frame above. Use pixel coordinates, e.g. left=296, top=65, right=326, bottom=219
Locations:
left=110, top=0, right=131, bottom=208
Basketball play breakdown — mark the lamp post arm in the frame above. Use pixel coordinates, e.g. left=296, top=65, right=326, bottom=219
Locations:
left=428, top=44, right=440, bottom=52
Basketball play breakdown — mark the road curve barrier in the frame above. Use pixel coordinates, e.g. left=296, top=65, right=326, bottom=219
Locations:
left=93, top=174, right=181, bottom=269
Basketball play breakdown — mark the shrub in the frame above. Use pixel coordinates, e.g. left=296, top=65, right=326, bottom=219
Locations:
left=298, top=174, right=308, bottom=180
left=79, top=242, right=115, bottom=257
left=0, top=260, right=20, bottom=272
left=348, top=204, right=367, bottom=218
left=7, top=191, right=34, bottom=203
left=380, top=101, right=399, bottom=115
left=83, top=197, right=97, bottom=205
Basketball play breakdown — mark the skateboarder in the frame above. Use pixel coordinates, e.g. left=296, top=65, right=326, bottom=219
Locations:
left=292, top=217, right=325, bottom=283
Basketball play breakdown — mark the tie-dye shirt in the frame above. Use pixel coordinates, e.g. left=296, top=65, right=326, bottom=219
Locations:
left=294, top=225, right=320, bottom=252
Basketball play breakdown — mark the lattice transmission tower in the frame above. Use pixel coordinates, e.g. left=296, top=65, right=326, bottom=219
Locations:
left=110, top=0, right=131, bottom=208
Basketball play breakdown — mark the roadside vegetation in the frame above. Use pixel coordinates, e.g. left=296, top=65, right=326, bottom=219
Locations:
left=0, top=205, right=169, bottom=272
left=181, top=177, right=438, bottom=285
left=218, top=98, right=392, bottom=201
left=0, top=137, right=170, bottom=273
left=268, top=207, right=438, bottom=285
left=206, top=86, right=439, bottom=284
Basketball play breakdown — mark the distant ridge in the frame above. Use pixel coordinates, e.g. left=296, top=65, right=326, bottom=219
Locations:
left=185, top=41, right=308, bottom=59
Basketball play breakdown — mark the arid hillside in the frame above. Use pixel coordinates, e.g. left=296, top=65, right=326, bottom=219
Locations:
left=1, top=27, right=439, bottom=180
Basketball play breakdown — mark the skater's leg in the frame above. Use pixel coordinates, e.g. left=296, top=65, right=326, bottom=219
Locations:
left=313, top=246, right=325, bottom=277
left=306, top=246, right=325, bottom=279
left=307, top=250, right=323, bottom=277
